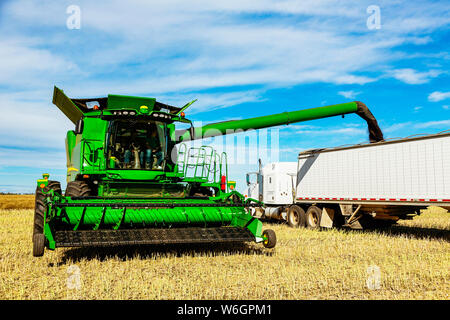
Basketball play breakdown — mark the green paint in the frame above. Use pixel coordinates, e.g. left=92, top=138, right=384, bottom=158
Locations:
left=107, top=94, right=156, bottom=111
left=44, top=224, right=55, bottom=250
left=181, top=102, right=359, bottom=141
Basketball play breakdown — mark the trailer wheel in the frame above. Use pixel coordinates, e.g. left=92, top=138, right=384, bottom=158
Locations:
left=262, top=229, right=276, bottom=248
left=306, top=205, right=322, bottom=229
left=287, top=205, right=306, bottom=228
left=65, top=181, right=92, bottom=197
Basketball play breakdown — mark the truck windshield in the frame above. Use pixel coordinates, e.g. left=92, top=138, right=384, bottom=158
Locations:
left=107, top=120, right=167, bottom=170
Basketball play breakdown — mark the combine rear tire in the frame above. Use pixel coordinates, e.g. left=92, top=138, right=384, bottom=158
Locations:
left=306, top=205, right=322, bottom=229
left=262, top=229, right=276, bottom=248
left=33, top=180, right=61, bottom=257
left=65, top=181, right=92, bottom=197
left=287, top=205, right=306, bottom=228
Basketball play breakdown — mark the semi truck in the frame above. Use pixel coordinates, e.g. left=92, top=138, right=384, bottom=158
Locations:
left=245, top=131, right=450, bottom=229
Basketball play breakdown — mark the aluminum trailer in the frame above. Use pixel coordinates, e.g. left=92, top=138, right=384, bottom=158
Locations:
left=246, top=131, right=450, bottom=229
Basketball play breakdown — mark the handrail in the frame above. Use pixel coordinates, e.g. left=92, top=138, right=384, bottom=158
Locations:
left=179, top=146, right=228, bottom=184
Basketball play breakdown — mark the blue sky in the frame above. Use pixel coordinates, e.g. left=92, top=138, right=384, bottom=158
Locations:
left=0, top=0, right=449, bottom=193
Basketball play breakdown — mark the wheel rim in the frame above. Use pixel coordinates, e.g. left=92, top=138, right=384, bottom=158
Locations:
left=290, top=211, right=299, bottom=224
left=308, top=211, right=318, bottom=227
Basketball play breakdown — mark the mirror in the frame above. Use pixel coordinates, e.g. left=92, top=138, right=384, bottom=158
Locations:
left=189, top=124, right=195, bottom=140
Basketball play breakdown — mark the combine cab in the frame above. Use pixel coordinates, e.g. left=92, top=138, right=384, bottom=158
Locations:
left=32, top=87, right=382, bottom=256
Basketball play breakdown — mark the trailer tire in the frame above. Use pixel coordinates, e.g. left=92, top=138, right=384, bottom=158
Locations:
left=287, top=205, right=306, bottom=228
left=262, top=229, right=276, bottom=248
left=306, top=205, right=322, bottom=229
left=65, top=181, right=92, bottom=198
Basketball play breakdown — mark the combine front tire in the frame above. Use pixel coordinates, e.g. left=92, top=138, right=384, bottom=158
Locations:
left=65, top=181, right=92, bottom=197
left=33, top=180, right=61, bottom=256
left=34, top=181, right=61, bottom=235
left=287, top=205, right=306, bottom=228
left=262, top=229, right=276, bottom=248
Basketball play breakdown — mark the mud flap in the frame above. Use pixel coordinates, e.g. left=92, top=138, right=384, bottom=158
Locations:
left=320, top=207, right=335, bottom=228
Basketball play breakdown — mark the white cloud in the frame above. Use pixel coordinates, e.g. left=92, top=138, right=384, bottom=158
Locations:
left=383, top=120, right=450, bottom=133
left=338, top=90, right=361, bottom=99
left=2, top=0, right=447, bottom=94
left=289, top=124, right=319, bottom=130
left=415, top=120, right=450, bottom=129
left=428, top=91, right=450, bottom=102
left=390, top=68, right=442, bottom=84
left=0, top=147, right=66, bottom=169
left=156, top=90, right=265, bottom=114
left=0, top=39, right=82, bottom=88
left=383, top=122, right=413, bottom=133
left=0, top=93, right=73, bottom=149
left=296, top=127, right=366, bottom=136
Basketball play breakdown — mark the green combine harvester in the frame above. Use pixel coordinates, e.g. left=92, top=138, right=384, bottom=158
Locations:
left=32, top=86, right=383, bottom=256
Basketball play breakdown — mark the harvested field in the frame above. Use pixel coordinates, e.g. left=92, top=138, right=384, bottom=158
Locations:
left=0, top=199, right=448, bottom=300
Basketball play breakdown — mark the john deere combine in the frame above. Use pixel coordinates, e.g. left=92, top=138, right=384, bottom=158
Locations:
left=32, top=86, right=383, bottom=256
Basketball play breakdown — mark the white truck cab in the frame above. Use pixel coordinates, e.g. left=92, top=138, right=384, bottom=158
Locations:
left=245, top=161, right=297, bottom=221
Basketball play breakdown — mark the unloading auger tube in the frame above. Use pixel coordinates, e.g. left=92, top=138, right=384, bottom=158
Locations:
left=32, top=86, right=383, bottom=256
left=177, top=101, right=384, bottom=143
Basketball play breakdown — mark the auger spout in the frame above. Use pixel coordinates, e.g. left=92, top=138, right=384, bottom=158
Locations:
left=178, top=101, right=384, bottom=143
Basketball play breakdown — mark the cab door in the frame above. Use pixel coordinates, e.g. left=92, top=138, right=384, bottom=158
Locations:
left=81, top=118, right=108, bottom=173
